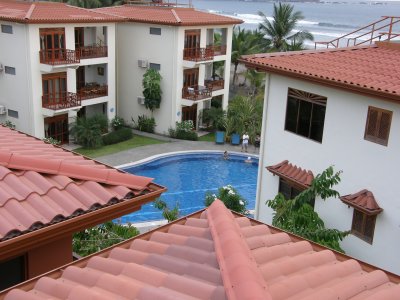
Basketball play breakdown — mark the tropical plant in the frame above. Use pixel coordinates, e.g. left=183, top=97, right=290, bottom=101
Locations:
left=199, top=107, right=225, bottom=131
left=70, top=116, right=103, bottom=149
left=1, top=120, right=16, bottom=130
left=142, top=69, right=162, bottom=112
left=102, top=127, right=133, bottom=145
left=132, top=115, right=156, bottom=133
left=154, top=199, right=179, bottom=222
left=43, top=137, right=61, bottom=145
left=258, top=3, right=314, bottom=52
left=73, top=221, right=139, bottom=257
left=231, top=27, right=263, bottom=85
left=168, top=120, right=198, bottom=141
left=244, top=69, right=266, bottom=97
left=266, top=166, right=349, bottom=252
left=88, top=113, right=109, bottom=133
left=111, top=116, right=125, bottom=131
left=205, top=185, right=248, bottom=215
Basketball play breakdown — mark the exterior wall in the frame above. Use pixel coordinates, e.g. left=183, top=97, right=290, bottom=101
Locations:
left=0, top=22, right=33, bottom=132
left=27, top=235, right=72, bottom=278
left=256, top=74, right=400, bottom=274
left=116, top=23, right=177, bottom=134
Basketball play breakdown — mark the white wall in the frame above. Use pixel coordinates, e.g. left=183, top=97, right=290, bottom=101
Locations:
left=256, top=74, right=400, bottom=274
left=0, top=22, right=32, bottom=132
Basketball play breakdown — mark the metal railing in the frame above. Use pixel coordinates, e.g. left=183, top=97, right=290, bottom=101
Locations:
left=207, top=45, right=227, bottom=56
left=182, top=85, right=212, bottom=101
left=315, top=16, right=400, bottom=49
left=42, top=92, right=81, bottom=110
left=39, top=49, right=80, bottom=65
left=205, top=78, right=224, bottom=91
left=77, top=46, right=108, bottom=59
left=183, top=47, right=214, bottom=62
left=77, top=84, right=108, bottom=100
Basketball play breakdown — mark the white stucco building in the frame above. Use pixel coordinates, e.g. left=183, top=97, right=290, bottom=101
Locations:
left=96, top=5, right=241, bottom=134
left=0, top=1, right=120, bottom=143
left=242, top=41, right=400, bottom=275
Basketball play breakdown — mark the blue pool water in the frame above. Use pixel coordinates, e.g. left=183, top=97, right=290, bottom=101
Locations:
left=120, top=152, right=259, bottom=223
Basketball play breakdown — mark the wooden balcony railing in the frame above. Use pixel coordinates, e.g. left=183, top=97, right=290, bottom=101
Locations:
left=39, top=49, right=80, bottom=65
left=183, top=47, right=214, bottom=62
left=207, top=45, right=227, bottom=56
left=77, top=84, right=108, bottom=100
left=77, top=46, right=108, bottom=59
left=205, top=78, right=224, bottom=91
left=42, top=92, right=81, bottom=110
left=182, top=85, right=212, bottom=101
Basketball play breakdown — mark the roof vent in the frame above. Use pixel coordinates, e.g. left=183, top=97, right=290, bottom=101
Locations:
left=0, top=105, right=6, bottom=115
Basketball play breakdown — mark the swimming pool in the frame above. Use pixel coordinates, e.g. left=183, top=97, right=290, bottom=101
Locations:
left=119, top=152, right=259, bottom=223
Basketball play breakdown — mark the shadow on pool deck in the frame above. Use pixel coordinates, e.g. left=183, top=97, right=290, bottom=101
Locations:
left=94, top=129, right=260, bottom=167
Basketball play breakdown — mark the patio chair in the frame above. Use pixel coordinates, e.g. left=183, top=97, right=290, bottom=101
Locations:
left=231, top=133, right=240, bottom=145
left=215, top=131, right=225, bottom=144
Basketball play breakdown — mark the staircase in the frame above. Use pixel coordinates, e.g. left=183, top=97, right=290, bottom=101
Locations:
left=315, top=16, right=400, bottom=49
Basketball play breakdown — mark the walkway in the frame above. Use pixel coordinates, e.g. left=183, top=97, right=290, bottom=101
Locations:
left=95, top=130, right=259, bottom=167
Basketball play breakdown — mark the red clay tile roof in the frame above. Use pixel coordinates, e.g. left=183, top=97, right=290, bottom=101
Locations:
left=0, top=0, right=123, bottom=24
left=95, top=5, right=243, bottom=26
left=2, top=200, right=399, bottom=299
left=0, top=126, right=163, bottom=242
left=267, top=160, right=314, bottom=188
left=241, top=42, right=400, bottom=103
left=340, top=189, right=383, bottom=215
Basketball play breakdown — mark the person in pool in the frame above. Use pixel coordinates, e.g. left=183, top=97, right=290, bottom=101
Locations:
left=223, top=151, right=229, bottom=160
left=244, top=156, right=252, bottom=163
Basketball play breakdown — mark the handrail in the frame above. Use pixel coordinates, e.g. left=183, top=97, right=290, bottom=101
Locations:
left=182, top=85, right=212, bottom=100
left=77, top=46, right=108, bottom=59
left=39, top=49, right=80, bottom=65
left=315, top=16, right=400, bottom=49
left=77, top=85, right=108, bottom=100
left=205, top=78, right=224, bottom=91
left=183, top=47, right=214, bottom=62
left=42, top=92, right=81, bottom=110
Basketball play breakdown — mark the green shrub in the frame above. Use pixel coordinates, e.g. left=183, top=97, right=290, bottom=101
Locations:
left=132, top=115, right=156, bottom=133
left=88, top=114, right=108, bottom=133
left=111, top=116, right=125, bottom=131
left=43, top=137, right=61, bottom=145
left=102, top=127, right=133, bottom=145
left=2, top=120, right=16, bottom=130
left=168, top=120, right=198, bottom=141
left=70, top=117, right=103, bottom=149
left=205, top=185, right=248, bottom=215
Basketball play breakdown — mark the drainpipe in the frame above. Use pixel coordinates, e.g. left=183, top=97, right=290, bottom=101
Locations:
left=254, top=72, right=270, bottom=220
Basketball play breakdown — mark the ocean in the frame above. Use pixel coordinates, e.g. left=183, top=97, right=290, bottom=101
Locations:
left=192, top=0, right=400, bottom=47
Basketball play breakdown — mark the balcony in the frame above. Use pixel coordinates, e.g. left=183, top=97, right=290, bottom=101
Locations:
left=39, top=49, right=80, bottom=65
left=205, top=77, right=224, bottom=92
left=42, top=92, right=81, bottom=110
left=208, top=45, right=227, bottom=56
left=77, top=46, right=108, bottom=59
left=77, top=83, right=108, bottom=100
left=183, top=47, right=214, bottom=62
left=182, top=85, right=212, bottom=101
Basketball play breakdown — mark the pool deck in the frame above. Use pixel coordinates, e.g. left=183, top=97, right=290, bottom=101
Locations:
left=94, top=130, right=260, bottom=167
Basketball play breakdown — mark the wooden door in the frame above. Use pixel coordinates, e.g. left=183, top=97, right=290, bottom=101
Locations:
left=75, top=27, right=84, bottom=49
left=184, top=30, right=200, bottom=49
left=182, top=104, right=198, bottom=129
left=39, top=28, right=65, bottom=62
left=183, top=68, right=199, bottom=88
left=76, top=66, right=85, bottom=90
left=42, top=73, right=67, bottom=107
left=45, top=114, right=69, bottom=144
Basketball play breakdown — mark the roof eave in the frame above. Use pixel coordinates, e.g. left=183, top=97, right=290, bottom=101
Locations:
left=266, top=166, right=310, bottom=190
left=242, top=60, right=400, bottom=104
left=340, top=198, right=383, bottom=216
left=0, top=185, right=165, bottom=262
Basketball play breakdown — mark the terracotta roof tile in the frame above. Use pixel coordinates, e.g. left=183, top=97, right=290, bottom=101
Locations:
left=0, top=0, right=123, bottom=23
left=267, top=160, right=314, bottom=188
left=340, top=189, right=383, bottom=215
left=241, top=43, right=400, bottom=102
left=0, top=126, right=163, bottom=241
left=95, top=5, right=242, bottom=26
left=2, top=200, right=400, bottom=299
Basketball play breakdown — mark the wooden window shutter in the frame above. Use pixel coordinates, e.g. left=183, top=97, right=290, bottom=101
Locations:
left=364, top=106, right=392, bottom=146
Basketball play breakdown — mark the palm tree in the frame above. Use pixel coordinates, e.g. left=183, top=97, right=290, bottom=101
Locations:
left=258, top=3, right=313, bottom=52
left=244, top=69, right=265, bottom=97
left=231, top=27, right=262, bottom=85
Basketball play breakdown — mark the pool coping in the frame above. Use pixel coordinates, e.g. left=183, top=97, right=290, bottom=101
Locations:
left=116, top=150, right=259, bottom=169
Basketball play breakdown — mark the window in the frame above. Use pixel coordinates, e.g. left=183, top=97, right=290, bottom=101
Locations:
left=278, top=178, right=315, bottom=208
left=0, top=255, right=26, bottom=290
left=364, top=106, right=392, bottom=146
left=1, top=24, right=13, bottom=34
left=150, top=27, right=161, bottom=35
left=351, top=210, right=376, bottom=244
left=149, top=63, right=161, bottom=71
left=7, top=109, right=18, bottom=119
left=284, top=88, right=327, bottom=143
left=4, top=66, right=16, bottom=75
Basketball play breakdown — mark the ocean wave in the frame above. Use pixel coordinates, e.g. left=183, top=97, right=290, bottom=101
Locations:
left=318, top=22, right=357, bottom=29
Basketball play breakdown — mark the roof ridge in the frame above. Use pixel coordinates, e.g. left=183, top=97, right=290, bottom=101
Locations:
left=171, top=9, right=182, bottom=23
left=0, top=151, right=153, bottom=191
left=207, top=200, right=271, bottom=300
left=24, top=3, right=35, bottom=20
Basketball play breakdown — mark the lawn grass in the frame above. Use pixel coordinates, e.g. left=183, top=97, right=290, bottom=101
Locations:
left=74, top=135, right=165, bottom=158
left=198, top=132, right=215, bottom=142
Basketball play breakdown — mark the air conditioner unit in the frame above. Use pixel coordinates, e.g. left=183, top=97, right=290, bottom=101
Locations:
left=137, top=96, right=145, bottom=105
left=0, top=105, right=6, bottom=115
left=0, top=64, right=4, bottom=73
left=138, top=59, right=148, bottom=68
